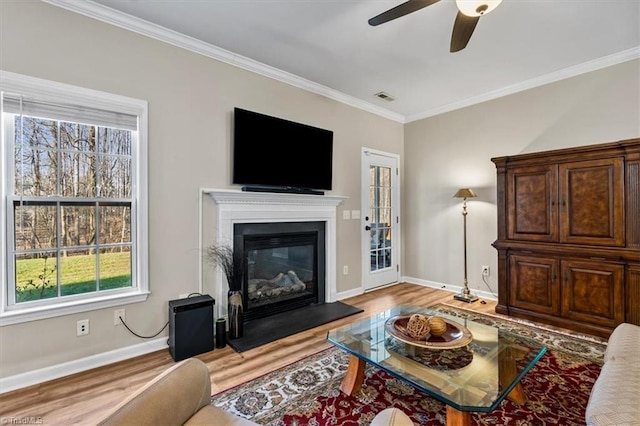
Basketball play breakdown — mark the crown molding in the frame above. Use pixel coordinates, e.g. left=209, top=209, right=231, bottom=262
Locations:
left=42, top=0, right=638, bottom=125
left=405, top=46, right=640, bottom=122
left=41, top=0, right=406, bottom=123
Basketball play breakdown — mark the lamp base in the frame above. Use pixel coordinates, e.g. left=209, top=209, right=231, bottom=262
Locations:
left=454, top=292, right=479, bottom=303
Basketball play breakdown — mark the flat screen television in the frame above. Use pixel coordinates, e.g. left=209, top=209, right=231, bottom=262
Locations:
left=232, top=107, right=333, bottom=194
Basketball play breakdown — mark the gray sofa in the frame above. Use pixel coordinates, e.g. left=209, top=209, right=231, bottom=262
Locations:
left=97, top=357, right=414, bottom=425
left=585, top=322, right=640, bottom=426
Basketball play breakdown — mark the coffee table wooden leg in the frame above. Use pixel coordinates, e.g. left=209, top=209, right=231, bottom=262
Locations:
left=506, top=382, right=527, bottom=405
left=499, top=346, right=527, bottom=405
left=446, top=405, right=472, bottom=426
left=340, top=354, right=366, bottom=396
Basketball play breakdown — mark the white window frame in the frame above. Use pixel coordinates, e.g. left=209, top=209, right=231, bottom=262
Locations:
left=0, top=71, right=149, bottom=325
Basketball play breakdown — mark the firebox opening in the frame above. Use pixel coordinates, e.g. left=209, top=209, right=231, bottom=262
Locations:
left=234, top=221, right=326, bottom=322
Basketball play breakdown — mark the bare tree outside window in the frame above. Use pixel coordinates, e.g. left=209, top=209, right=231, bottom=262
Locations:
left=12, top=115, right=133, bottom=303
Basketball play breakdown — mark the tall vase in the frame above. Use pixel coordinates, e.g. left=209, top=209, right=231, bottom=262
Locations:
left=227, top=289, right=244, bottom=339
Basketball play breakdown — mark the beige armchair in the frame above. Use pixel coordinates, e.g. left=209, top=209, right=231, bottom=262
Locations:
left=97, top=358, right=255, bottom=425
left=97, top=357, right=414, bottom=425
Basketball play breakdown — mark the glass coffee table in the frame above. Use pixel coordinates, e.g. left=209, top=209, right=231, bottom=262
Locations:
left=326, top=305, right=547, bottom=426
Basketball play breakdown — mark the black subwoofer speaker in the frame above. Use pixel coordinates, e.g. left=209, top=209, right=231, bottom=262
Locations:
left=168, top=295, right=214, bottom=361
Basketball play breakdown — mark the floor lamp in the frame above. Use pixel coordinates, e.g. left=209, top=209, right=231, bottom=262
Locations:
left=453, top=188, right=479, bottom=303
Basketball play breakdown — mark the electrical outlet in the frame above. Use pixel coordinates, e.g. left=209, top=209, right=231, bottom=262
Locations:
left=114, top=309, right=125, bottom=326
left=482, top=266, right=490, bottom=277
left=343, top=265, right=349, bottom=275
left=77, top=319, right=89, bottom=336
left=342, top=210, right=351, bottom=220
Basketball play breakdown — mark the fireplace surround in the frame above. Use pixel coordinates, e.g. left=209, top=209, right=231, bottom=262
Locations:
left=206, top=189, right=346, bottom=320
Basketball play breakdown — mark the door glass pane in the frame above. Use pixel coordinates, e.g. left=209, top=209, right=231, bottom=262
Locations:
left=380, top=167, right=391, bottom=187
left=369, top=165, right=393, bottom=272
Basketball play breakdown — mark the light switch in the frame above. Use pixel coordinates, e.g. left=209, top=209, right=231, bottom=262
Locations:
left=342, top=210, right=351, bottom=220
left=351, top=210, right=361, bottom=219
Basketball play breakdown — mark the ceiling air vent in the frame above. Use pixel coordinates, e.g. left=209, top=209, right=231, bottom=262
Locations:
left=374, top=91, right=395, bottom=102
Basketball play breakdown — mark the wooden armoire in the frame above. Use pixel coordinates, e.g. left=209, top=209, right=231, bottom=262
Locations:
left=492, top=138, right=640, bottom=338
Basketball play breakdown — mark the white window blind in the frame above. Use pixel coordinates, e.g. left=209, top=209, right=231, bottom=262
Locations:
left=2, top=93, right=138, bottom=130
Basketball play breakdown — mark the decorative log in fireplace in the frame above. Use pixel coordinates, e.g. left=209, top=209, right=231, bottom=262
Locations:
left=234, top=221, right=326, bottom=322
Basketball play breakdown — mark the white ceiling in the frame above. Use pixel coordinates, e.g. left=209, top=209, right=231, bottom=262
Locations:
left=50, top=0, right=640, bottom=122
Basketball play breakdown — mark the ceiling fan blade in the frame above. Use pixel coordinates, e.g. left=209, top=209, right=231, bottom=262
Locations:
left=450, top=11, right=480, bottom=52
left=368, top=0, right=440, bottom=26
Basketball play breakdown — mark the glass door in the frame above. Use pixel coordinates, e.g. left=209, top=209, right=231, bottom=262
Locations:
left=361, top=149, right=399, bottom=290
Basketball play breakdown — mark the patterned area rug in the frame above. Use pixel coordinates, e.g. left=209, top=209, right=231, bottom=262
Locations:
left=211, top=304, right=607, bottom=425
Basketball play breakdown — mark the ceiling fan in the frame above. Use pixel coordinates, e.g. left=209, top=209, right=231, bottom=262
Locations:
left=368, top=0, right=503, bottom=52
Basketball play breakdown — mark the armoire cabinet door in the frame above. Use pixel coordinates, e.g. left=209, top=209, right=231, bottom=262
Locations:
left=561, top=260, right=624, bottom=327
left=509, top=254, right=560, bottom=315
left=559, top=158, right=624, bottom=246
left=507, top=165, right=558, bottom=241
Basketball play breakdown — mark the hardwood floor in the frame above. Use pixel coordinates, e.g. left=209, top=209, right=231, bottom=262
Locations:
left=0, top=283, right=500, bottom=424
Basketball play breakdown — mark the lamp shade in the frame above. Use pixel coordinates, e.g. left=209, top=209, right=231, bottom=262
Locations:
left=453, top=188, right=478, bottom=199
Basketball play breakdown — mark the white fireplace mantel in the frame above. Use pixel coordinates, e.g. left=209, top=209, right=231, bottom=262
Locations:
left=205, top=189, right=346, bottom=318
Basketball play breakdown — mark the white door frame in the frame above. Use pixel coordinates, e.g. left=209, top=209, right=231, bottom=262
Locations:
left=361, top=147, right=401, bottom=291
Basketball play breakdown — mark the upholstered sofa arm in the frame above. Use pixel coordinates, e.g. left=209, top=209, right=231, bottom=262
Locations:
left=97, top=358, right=214, bottom=425
left=371, top=408, right=415, bottom=425
left=586, top=322, right=640, bottom=426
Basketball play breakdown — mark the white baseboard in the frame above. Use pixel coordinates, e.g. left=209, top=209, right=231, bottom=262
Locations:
left=335, top=287, right=363, bottom=301
left=0, top=337, right=168, bottom=394
left=402, top=276, right=497, bottom=302
left=333, top=278, right=498, bottom=303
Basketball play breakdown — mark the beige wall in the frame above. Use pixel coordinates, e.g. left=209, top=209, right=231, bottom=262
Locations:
left=1, top=0, right=638, bottom=382
left=0, top=1, right=403, bottom=378
left=403, top=59, right=640, bottom=296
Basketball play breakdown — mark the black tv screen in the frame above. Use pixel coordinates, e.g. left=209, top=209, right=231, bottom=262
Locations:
left=232, top=108, right=333, bottom=191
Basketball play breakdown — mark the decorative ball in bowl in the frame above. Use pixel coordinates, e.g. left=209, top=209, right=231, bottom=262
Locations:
left=406, top=314, right=431, bottom=340
left=427, top=316, right=447, bottom=337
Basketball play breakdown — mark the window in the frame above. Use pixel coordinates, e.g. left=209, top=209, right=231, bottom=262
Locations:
left=1, top=71, right=148, bottom=325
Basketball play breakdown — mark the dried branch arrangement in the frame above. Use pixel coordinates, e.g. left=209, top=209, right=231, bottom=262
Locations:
left=205, top=244, right=242, bottom=291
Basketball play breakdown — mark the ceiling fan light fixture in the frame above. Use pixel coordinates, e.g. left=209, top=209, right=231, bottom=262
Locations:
left=455, top=0, right=502, bottom=17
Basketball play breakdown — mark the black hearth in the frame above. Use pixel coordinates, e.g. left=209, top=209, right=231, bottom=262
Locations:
left=233, top=221, right=325, bottom=322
